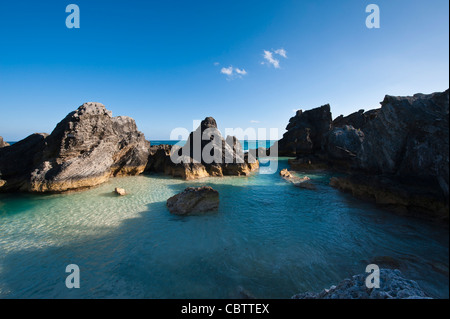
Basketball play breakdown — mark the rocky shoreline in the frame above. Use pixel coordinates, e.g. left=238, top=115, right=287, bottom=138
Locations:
left=1, top=90, right=448, bottom=223
left=292, top=269, right=430, bottom=299
left=0, top=103, right=258, bottom=193
left=274, top=89, right=449, bottom=221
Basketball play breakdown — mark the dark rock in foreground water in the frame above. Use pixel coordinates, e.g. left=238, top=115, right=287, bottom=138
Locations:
left=292, top=269, right=430, bottom=299
left=0, top=102, right=149, bottom=193
left=166, top=186, right=219, bottom=215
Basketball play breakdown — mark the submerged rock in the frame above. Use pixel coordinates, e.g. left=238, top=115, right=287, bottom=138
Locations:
left=146, top=117, right=259, bottom=180
left=114, top=187, right=126, bottom=196
left=0, top=136, right=9, bottom=148
left=0, top=102, right=150, bottom=193
left=292, top=269, right=430, bottom=299
left=166, top=186, right=219, bottom=215
left=280, top=169, right=316, bottom=190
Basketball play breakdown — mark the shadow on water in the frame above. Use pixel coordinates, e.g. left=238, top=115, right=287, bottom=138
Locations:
left=0, top=170, right=448, bottom=299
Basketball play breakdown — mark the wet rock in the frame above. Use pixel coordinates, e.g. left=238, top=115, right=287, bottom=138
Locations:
left=329, top=175, right=448, bottom=220
left=114, top=187, right=126, bottom=196
left=280, top=169, right=316, bottom=190
left=292, top=269, right=430, bottom=299
left=166, top=186, right=219, bottom=215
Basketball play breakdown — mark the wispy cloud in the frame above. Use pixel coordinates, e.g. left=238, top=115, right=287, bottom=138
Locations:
left=250, top=120, right=260, bottom=123
left=274, top=48, right=287, bottom=58
left=220, top=66, right=233, bottom=76
left=262, top=48, right=287, bottom=68
left=219, top=65, right=248, bottom=80
left=235, top=68, right=247, bottom=75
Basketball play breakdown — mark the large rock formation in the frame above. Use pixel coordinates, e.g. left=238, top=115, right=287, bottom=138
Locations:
left=276, top=104, right=332, bottom=156
left=292, top=269, right=430, bottom=299
left=276, top=90, right=449, bottom=220
left=146, top=117, right=259, bottom=180
left=357, top=91, right=449, bottom=195
left=0, top=102, right=149, bottom=193
left=166, top=186, right=219, bottom=215
left=0, top=136, right=9, bottom=148
left=331, top=90, right=449, bottom=220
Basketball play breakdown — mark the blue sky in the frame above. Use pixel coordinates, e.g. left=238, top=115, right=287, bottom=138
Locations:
left=0, top=0, right=448, bottom=141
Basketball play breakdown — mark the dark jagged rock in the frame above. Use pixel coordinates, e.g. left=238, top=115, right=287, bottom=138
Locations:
left=0, top=133, right=48, bottom=191
left=330, top=90, right=449, bottom=220
left=275, top=89, right=449, bottom=220
left=0, top=102, right=150, bottom=193
left=333, top=109, right=380, bottom=129
left=357, top=91, right=449, bottom=194
left=166, top=186, right=219, bottom=215
left=146, top=117, right=259, bottom=180
left=0, top=136, right=9, bottom=148
left=325, top=125, right=364, bottom=163
left=276, top=104, right=332, bottom=156
left=292, top=269, right=430, bottom=299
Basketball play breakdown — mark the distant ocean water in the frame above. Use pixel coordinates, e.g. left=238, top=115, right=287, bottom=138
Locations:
left=151, top=140, right=276, bottom=152
left=0, top=157, right=448, bottom=299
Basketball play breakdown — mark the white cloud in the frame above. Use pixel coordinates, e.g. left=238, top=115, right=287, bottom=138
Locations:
left=262, top=48, right=287, bottom=68
left=214, top=62, right=220, bottom=66
left=235, top=68, right=247, bottom=75
left=220, top=66, right=233, bottom=75
left=275, top=48, right=287, bottom=58
left=250, top=120, right=260, bottom=123
left=263, top=50, right=280, bottom=68
left=219, top=65, right=248, bottom=79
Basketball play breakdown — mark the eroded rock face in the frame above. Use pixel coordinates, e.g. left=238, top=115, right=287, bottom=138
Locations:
left=326, top=125, right=364, bottom=161
left=0, top=136, right=9, bottom=148
left=0, top=102, right=150, bottom=192
left=146, top=117, right=259, bottom=180
left=357, top=90, right=449, bottom=198
left=292, top=269, right=430, bottom=299
left=276, top=90, right=449, bottom=219
left=333, top=109, right=380, bottom=129
left=166, top=186, right=219, bottom=215
left=277, top=104, right=332, bottom=156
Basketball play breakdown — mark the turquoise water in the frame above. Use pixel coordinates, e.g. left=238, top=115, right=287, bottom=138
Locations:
left=0, top=158, right=448, bottom=299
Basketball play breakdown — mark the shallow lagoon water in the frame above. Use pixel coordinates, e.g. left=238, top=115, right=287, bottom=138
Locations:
left=0, top=158, right=448, bottom=298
